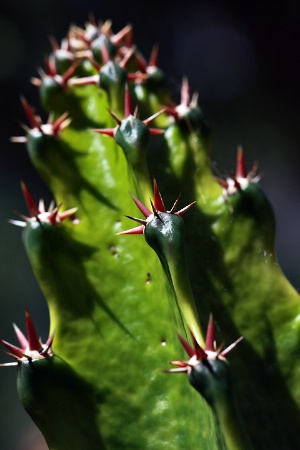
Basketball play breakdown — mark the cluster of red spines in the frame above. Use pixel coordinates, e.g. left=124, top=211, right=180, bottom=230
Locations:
left=94, top=86, right=165, bottom=138
left=118, top=179, right=196, bottom=235
left=10, top=182, right=77, bottom=228
left=165, top=315, right=243, bottom=375
left=15, top=19, right=204, bottom=146
left=0, top=310, right=54, bottom=367
left=34, top=19, right=160, bottom=88
left=163, top=78, right=199, bottom=122
left=217, top=146, right=260, bottom=195
left=11, top=97, right=71, bottom=144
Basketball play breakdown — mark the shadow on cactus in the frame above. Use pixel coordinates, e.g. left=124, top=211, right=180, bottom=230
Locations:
left=2, top=17, right=300, bottom=450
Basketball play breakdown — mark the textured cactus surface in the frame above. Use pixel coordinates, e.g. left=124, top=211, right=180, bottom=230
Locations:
left=1, top=19, right=300, bottom=450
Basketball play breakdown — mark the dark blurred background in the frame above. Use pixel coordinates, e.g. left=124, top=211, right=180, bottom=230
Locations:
left=0, top=1, right=299, bottom=448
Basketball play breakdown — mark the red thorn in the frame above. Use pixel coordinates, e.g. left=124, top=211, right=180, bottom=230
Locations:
left=153, top=179, right=166, bottom=212
left=51, top=112, right=70, bottom=134
left=111, top=24, right=133, bottom=46
left=25, top=309, right=42, bottom=351
left=233, top=177, right=242, bottom=191
left=175, top=201, right=196, bottom=217
left=215, top=342, right=225, bottom=357
left=133, top=50, right=147, bottom=72
left=149, top=44, right=159, bottom=67
left=85, top=55, right=101, bottom=72
left=169, top=360, right=188, bottom=368
left=124, top=215, right=147, bottom=226
left=181, top=77, right=190, bottom=107
left=68, top=75, right=98, bottom=86
left=143, top=108, right=166, bottom=126
left=236, top=146, right=247, bottom=179
left=169, top=195, right=181, bottom=214
left=149, top=128, right=165, bottom=136
left=41, top=332, right=55, bottom=355
left=20, top=182, right=40, bottom=217
left=133, top=105, right=139, bottom=119
left=119, top=46, right=136, bottom=69
left=221, top=336, right=244, bottom=358
left=163, top=106, right=179, bottom=121
left=93, top=128, right=116, bottom=137
left=56, top=207, right=78, bottom=221
left=13, top=324, right=28, bottom=350
left=130, top=194, right=152, bottom=218
left=216, top=178, right=229, bottom=189
left=127, top=72, right=148, bottom=82
left=177, top=334, right=195, bottom=358
left=108, top=109, right=122, bottom=125
left=45, top=54, right=57, bottom=77
left=20, top=97, right=41, bottom=130
left=205, top=314, right=215, bottom=352
left=164, top=366, right=189, bottom=374
left=61, top=61, right=80, bottom=84
left=101, top=44, right=110, bottom=65
left=190, top=332, right=207, bottom=360
left=116, top=224, right=145, bottom=235
left=49, top=35, right=60, bottom=51
left=124, top=84, right=134, bottom=118
left=48, top=205, right=60, bottom=224
left=10, top=136, right=28, bottom=144
left=31, top=77, right=43, bottom=87
left=0, top=339, right=24, bottom=359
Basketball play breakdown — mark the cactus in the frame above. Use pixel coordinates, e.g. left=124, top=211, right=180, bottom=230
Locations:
left=1, top=18, right=300, bottom=449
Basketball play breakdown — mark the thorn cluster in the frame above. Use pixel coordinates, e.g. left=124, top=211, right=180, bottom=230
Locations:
left=217, top=146, right=261, bottom=195
left=10, top=182, right=78, bottom=228
left=165, top=315, right=243, bottom=375
left=31, top=57, right=79, bottom=88
left=93, top=86, right=164, bottom=137
left=164, top=78, right=199, bottom=122
left=65, top=20, right=161, bottom=88
left=0, top=309, right=54, bottom=367
left=11, top=98, right=71, bottom=144
left=118, top=179, right=196, bottom=235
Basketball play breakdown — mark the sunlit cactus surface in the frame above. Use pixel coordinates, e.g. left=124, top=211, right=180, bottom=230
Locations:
left=1, top=18, right=300, bottom=450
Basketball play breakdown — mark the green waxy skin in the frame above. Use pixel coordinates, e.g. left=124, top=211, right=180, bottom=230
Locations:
left=144, top=212, right=204, bottom=347
left=4, top=18, right=300, bottom=450
left=17, top=356, right=105, bottom=450
left=188, top=360, right=253, bottom=450
left=99, top=61, right=127, bottom=117
left=21, top=218, right=222, bottom=449
left=114, top=116, right=152, bottom=200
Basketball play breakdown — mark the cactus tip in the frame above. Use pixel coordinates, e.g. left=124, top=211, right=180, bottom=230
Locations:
left=25, top=308, right=43, bottom=352
left=166, top=316, right=243, bottom=374
left=10, top=183, right=78, bottom=227
left=119, top=181, right=195, bottom=235
left=216, top=146, right=261, bottom=195
left=0, top=310, right=54, bottom=366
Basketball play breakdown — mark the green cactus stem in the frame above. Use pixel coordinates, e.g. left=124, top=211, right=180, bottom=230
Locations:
left=3, top=17, right=300, bottom=450
left=119, top=179, right=204, bottom=347
left=166, top=316, right=253, bottom=450
left=94, top=87, right=164, bottom=200
left=0, top=311, right=105, bottom=450
left=8, top=180, right=222, bottom=449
